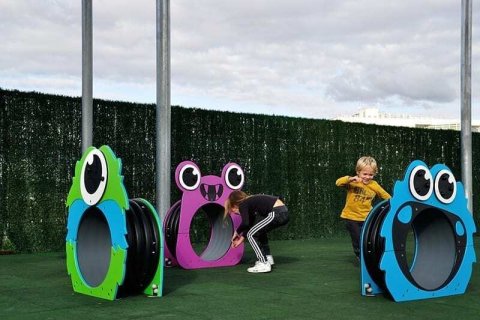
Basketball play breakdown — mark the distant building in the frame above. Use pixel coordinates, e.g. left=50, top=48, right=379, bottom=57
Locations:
left=334, top=107, right=480, bottom=132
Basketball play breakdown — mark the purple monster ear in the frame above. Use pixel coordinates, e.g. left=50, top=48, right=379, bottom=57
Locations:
left=175, top=161, right=201, bottom=192
left=222, top=163, right=245, bottom=190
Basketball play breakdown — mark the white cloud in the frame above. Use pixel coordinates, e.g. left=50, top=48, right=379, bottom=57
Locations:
left=0, top=0, right=479, bottom=120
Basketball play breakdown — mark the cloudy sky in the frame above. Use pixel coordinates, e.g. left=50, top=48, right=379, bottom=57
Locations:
left=1, top=0, right=479, bottom=120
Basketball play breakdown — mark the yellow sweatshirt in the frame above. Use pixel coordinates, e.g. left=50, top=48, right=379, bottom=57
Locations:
left=336, top=176, right=391, bottom=221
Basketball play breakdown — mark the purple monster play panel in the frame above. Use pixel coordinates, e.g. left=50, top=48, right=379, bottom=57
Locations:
left=163, top=161, right=245, bottom=269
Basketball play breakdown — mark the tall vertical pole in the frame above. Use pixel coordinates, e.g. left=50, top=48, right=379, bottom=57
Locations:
left=461, top=0, right=472, bottom=212
left=82, top=0, right=93, bottom=152
left=156, top=0, right=171, bottom=219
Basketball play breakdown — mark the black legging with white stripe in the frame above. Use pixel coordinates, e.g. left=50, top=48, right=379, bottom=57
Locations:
left=247, top=206, right=289, bottom=263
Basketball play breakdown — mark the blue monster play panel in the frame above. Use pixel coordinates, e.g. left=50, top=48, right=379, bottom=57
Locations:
left=360, top=160, right=476, bottom=302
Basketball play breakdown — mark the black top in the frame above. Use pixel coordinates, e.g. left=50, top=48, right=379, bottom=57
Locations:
left=236, top=195, right=278, bottom=236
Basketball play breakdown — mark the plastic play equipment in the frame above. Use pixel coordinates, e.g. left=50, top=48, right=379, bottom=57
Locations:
left=66, top=146, right=163, bottom=300
left=360, top=160, right=476, bottom=302
left=164, top=161, right=245, bottom=269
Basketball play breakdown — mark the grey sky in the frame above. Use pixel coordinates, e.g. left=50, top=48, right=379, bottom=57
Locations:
left=0, top=0, right=478, bottom=119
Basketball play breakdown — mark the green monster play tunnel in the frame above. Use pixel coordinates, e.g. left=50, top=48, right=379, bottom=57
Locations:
left=66, top=146, right=164, bottom=300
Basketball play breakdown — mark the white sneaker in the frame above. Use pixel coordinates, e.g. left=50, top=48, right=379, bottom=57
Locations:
left=266, top=255, right=275, bottom=265
left=247, top=261, right=271, bottom=273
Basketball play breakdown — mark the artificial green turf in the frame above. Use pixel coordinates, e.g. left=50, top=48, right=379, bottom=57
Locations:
left=1, top=238, right=480, bottom=320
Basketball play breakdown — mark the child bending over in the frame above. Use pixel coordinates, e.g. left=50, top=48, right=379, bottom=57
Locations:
left=225, top=191, right=289, bottom=273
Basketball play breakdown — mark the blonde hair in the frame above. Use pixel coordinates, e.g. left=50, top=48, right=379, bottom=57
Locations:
left=224, top=190, right=248, bottom=219
left=356, top=156, right=378, bottom=174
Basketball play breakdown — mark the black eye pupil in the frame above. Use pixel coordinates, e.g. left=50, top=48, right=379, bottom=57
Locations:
left=438, top=173, right=454, bottom=199
left=413, top=169, right=430, bottom=196
left=182, top=167, right=199, bottom=187
left=228, top=168, right=242, bottom=187
left=84, top=155, right=103, bottom=194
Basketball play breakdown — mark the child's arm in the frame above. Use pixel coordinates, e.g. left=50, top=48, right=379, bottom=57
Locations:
left=336, top=175, right=360, bottom=186
left=375, top=183, right=392, bottom=200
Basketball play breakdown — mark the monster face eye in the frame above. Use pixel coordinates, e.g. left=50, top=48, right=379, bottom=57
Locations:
left=434, top=169, right=457, bottom=204
left=409, top=165, right=433, bottom=201
left=80, top=149, right=108, bottom=205
left=224, top=164, right=244, bottom=190
left=179, top=163, right=201, bottom=191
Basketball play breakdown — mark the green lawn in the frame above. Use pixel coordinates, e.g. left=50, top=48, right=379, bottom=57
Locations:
left=1, top=238, right=479, bottom=320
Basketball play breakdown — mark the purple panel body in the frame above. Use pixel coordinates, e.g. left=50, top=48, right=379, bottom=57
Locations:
left=163, top=161, right=245, bottom=269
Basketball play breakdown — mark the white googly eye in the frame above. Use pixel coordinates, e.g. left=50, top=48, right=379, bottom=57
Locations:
left=80, top=149, right=108, bottom=205
left=409, top=165, right=433, bottom=201
left=179, top=163, right=201, bottom=191
left=434, top=169, right=457, bottom=204
left=224, top=164, right=244, bottom=190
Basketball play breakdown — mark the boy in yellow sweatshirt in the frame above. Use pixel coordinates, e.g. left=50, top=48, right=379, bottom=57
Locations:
left=336, top=156, right=391, bottom=261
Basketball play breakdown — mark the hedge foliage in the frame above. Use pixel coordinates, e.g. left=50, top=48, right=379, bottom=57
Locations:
left=1, top=88, right=479, bottom=252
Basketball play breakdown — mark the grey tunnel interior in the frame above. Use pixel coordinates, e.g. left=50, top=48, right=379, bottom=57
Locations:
left=192, top=203, right=234, bottom=261
left=77, top=206, right=112, bottom=287
left=407, top=208, right=457, bottom=290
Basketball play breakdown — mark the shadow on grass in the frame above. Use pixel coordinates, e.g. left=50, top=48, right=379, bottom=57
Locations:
left=162, top=267, right=198, bottom=294
left=270, top=255, right=300, bottom=265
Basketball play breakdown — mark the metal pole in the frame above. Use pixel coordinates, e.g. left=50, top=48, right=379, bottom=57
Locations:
left=156, top=0, right=171, bottom=219
left=461, top=0, right=472, bottom=213
left=82, top=0, right=93, bottom=152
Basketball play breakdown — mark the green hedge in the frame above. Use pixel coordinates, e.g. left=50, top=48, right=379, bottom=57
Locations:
left=1, top=88, right=479, bottom=252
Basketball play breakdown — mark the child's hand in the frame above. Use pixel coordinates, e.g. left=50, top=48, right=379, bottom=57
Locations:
left=349, top=176, right=361, bottom=183
left=231, top=235, right=245, bottom=248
